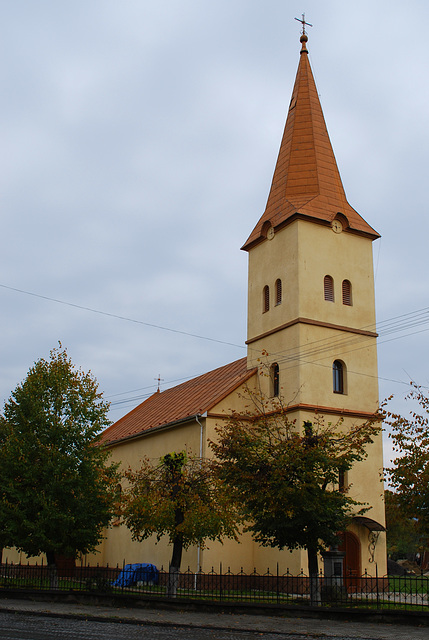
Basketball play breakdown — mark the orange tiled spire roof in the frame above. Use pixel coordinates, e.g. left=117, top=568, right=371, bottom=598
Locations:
left=242, top=32, right=379, bottom=251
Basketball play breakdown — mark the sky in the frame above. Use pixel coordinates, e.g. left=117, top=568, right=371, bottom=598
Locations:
left=1, top=1, right=429, bottom=466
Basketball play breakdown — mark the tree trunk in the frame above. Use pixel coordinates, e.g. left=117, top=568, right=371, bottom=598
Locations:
left=46, top=550, right=59, bottom=590
left=167, top=534, right=183, bottom=598
left=307, top=545, right=321, bottom=606
left=165, top=457, right=185, bottom=598
left=167, top=500, right=184, bottom=598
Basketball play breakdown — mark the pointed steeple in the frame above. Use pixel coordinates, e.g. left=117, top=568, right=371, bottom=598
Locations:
left=242, top=33, right=379, bottom=251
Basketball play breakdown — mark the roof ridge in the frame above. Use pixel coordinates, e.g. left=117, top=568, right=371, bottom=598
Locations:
left=101, top=358, right=256, bottom=445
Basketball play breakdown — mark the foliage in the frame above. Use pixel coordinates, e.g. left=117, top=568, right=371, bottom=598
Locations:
left=384, top=383, right=429, bottom=544
left=0, top=345, right=119, bottom=560
left=211, top=389, right=381, bottom=577
left=122, top=451, right=240, bottom=570
left=384, top=490, right=421, bottom=560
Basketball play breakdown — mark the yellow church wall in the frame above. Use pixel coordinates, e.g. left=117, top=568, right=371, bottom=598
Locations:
left=247, top=221, right=300, bottom=344
left=1, top=548, right=45, bottom=565
left=209, top=376, right=260, bottom=414
left=296, top=222, right=376, bottom=328
left=248, top=324, right=378, bottom=414
left=247, top=219, right=377, bottom=351
left=252, top=542, right=305, bottom=575
left=88, top=418, right=203, bottom=567
left=86, top=523, right=199, bottom=570
left=198, top=529, right=255, bottom=573
left=197, top=530, right=305, bottom=575
left=347, top=430, right=386, bottom=529
left=204, top=378, right=259, bottom=436
left=295, top=323, right=378, bottom=411
left=107, top=419, right=204, bottom=470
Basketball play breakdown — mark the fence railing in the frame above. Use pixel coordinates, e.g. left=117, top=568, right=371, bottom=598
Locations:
left=1, top=561, right=428, bottom=610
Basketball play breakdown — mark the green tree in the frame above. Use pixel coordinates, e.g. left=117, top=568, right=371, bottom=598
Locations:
left=384, top=383, right=429, bottom=548
left=0, top=345, right=119, bottom=567
left=211, top=391, right=380, bottom=604
left=384, top=490, right=421, bottom=561
left=122, top=451, right=240, bottom=596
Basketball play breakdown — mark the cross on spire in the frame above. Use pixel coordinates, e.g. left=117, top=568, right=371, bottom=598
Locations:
left=295, top=13, right=313, bottom=36
left=155, top=374, right=164, bottom=392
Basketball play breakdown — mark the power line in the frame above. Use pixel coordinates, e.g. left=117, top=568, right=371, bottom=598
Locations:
left=265, top=307, right=429, bottom=368
left=0, top=283, right=245, bottom=351
left=3, top=282, right=429, bottom=362
left=2, top=281, right=428, bottom=403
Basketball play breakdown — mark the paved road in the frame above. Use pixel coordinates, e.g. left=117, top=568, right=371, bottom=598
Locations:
left=0, top=599, right=428, bottom=640
left=0, top=612, right=289, bottom=640
left=0, top=611, right=383, bottom=640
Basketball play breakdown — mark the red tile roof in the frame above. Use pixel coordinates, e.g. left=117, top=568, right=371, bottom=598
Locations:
left=242, top=34, right=379, bottom=251
left=101, top=358, right=256, bottom=445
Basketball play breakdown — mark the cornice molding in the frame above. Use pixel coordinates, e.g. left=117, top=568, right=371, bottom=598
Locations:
left=208, top=404, right=378, bottom=421
left=246, top=317, right=377, bottom=345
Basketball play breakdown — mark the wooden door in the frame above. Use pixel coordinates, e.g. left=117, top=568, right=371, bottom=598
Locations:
left=338, top=531, right=361, bottom=591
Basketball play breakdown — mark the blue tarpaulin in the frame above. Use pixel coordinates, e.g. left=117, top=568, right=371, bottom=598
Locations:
left=112, top=563, right=159, bottom=587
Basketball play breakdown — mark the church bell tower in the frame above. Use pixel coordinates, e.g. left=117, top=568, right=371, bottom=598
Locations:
left=242, top=31, right=386, bottom=571
left=242, top=31, right=380, bottom=426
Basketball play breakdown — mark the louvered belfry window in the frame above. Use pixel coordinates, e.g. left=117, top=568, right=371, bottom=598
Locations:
left=342, top=279, right=352, bottom=306
left=324, top=275, right=334, bottom=302
left=263, top=285, right=270, bottom=313
left=275, top=279, right=282, bottom=305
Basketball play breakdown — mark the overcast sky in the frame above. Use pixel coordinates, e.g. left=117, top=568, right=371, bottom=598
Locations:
left=1, top=1, right=428, bottom=465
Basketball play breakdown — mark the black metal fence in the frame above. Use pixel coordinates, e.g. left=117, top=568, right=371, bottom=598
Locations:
left=0, top=561, right=428, bottom=610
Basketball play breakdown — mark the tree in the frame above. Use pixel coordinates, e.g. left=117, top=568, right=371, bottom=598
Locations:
left=122, top=451, right=240, bottom=596
left=0, top=345, right=119, bottom=567
left=384, top=490, right=421, bottom=561
left=384, top=383, right=429, bottom=547
left=211, top=391, right=380, bottom=604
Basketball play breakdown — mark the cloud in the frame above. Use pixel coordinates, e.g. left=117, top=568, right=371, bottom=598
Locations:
left=1, top=1, right=428, bottom=468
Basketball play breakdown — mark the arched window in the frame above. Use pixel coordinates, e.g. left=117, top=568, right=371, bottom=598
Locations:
left=338, top=470, right=347, bottom=493
left=342, top=279, right=352, bottom=306
left=333, top=360, right=345, bottom=394
left=113, top=483, right=123, bottom=525
left=275, top=279, right=282, bottom=305
left=324, top=275, right=334, bottom=302
left=263, top=285, right=270, bottom=313
left=271, top=363, right=280, bottom=397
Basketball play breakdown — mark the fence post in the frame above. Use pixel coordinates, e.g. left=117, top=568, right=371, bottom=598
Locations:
left=219, top=563, right=222, bottom=601
left=276, top=563, right=279, bottom=604
left=376, top=563, right=379, bottom=609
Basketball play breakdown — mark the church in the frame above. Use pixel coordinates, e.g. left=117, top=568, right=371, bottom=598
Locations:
left=95, top=30, right=386, bottom=576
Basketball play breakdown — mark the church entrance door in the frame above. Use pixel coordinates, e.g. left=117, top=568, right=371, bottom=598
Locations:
left=338, top=531, right=361, bottom=591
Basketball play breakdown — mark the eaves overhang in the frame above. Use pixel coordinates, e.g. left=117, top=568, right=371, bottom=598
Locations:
left=105, top=412, right=207, bottom=448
